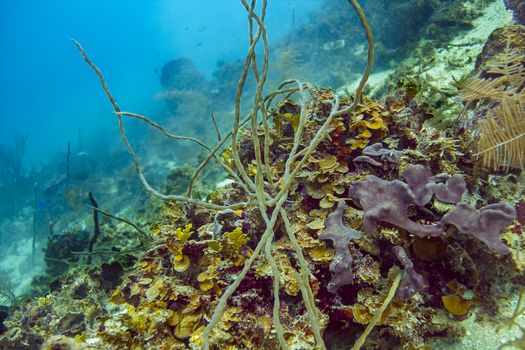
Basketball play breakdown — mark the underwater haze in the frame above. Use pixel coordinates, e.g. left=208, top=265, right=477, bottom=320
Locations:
left=0, top=0, right=319, bottom=162
left=0, top=0, right=524, bottom=349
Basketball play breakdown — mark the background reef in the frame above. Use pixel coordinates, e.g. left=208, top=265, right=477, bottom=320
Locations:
left=0, top=1, right=524, bottom=350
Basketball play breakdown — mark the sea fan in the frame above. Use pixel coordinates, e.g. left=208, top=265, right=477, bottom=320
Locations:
left=275, top=47, right=302, bottom=79
left=458, top=33, right=525, bottom=171
left=475, top=94, right=525, bottom=170
left=485, top=51, right=525, bottom=95
left=456, top=75, right=508, bottom=102
left=456, top=51, right=524, bottom=102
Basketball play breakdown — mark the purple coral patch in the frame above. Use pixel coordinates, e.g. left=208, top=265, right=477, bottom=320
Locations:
left=403, top=165, right=466, bottom=206
left=348, top=175, right=443, bottom=237
left=353, top=155, right=382, bottom=167
left=349, top=166, right=516, bottom=254
left=441, top=202, right=516, bottom=255
left=362, top=142, right=404, bottom=164
left=394, top=246, right=426, bottom=300
left=319, top=200, right=361, bottom=293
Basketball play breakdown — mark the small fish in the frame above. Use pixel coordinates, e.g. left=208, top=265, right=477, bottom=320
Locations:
left=323, top=39, right=345, bottom=51
left=38, top=199, right=48, bottom=209
left=435, top=6, right=450, bottom=15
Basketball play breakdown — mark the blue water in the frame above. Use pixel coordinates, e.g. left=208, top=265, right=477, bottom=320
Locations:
left=0, top=0, right=319, bottom=163
left=0, top=0, right=321, bottom=310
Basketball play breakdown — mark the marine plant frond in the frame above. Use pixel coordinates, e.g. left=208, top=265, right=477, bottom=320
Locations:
left=275, top=46, right=302, bottom=79
left=457, top=36, right=525, bottom=103
left=456, top=75, right=509, bottom=102
left=485, top=52, right=525, bottom=90
left=276, top=47, right=301, bottom=67
left=474, top=94, right=525, bottom=170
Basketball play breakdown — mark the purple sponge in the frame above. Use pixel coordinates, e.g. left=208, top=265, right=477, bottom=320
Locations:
left=349, top=165, right=516, bottom=254
left=319, top=200, right=361, bottom=293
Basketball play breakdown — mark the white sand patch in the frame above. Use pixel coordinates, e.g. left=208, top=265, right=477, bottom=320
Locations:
left=337, top=0, right=513, bottom=99
left=0, top=237, right=44, bottom=305
left=430, top=292, right=525, bottom=350
left=337, top=68, right=395, bottom=97
left=421, top=0, right=513, bottom=90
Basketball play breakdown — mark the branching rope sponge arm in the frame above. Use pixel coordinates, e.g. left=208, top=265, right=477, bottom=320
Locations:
left=73, top=39, right=244, bottom=211
left=351, top=271, right=402, bottom=350
left=334, top=0, right=374, bottom=117
left=74, top=0, right=376, bottom=348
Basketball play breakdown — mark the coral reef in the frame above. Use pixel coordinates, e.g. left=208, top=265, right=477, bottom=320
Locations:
left=375, top=0, right=514, bottom=130
left=272, top=0, right=494, bottom=89
left=1, top=2, right=524, bottom=350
